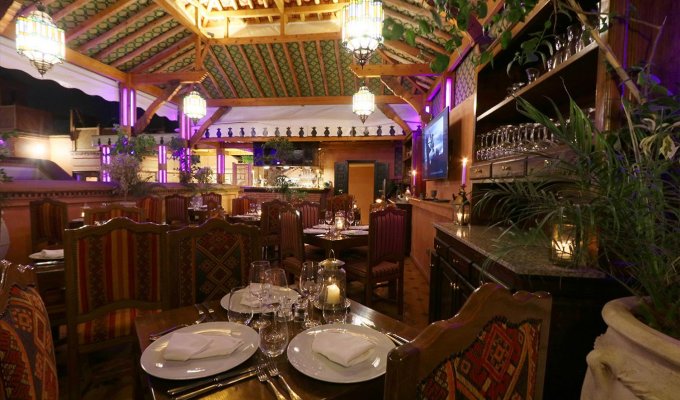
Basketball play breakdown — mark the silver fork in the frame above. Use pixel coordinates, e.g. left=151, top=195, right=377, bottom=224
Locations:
left=202, top=303, right=216, bottom=321
left=194, top=304, right=207, bottom=322
left=256, top=364, right=287, bottom=400
left=267, top=359, right=302, bottom=400
left=149, top=305, right=206, bottom=340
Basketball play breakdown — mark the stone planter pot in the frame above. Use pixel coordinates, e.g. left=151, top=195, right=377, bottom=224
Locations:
left=581, top=296, right=680, bottom=399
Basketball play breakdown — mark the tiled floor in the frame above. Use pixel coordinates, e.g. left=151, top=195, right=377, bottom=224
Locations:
left=58, top=257, right=430, bottom=399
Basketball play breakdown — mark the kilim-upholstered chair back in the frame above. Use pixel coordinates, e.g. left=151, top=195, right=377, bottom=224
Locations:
left=294, top=200, right=321, bottom=229
left=345, top=207, right=406, bottom=316
left=64, top=218, right=169, bottom=399
left=137, top=196, right=163, bottom=224
left=167, top=219, right=262, bottom=307
left=201, top=192, right=222, bottom=210
left=327, top=194, right=354, bottom=215
left=279, top=205, right=305, bottom=278
left=83, top=204, right=144, bottom=225
left=384, top=283, right=552, bottom=400
left=165, top=194, right=189, bottom=225
left=29, top=198, right=68, bottom=252
left=0, top=260, right=58, bottom=400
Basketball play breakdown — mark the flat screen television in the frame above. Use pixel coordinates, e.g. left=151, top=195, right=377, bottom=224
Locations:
left=423, top=107, right=449, bottom=180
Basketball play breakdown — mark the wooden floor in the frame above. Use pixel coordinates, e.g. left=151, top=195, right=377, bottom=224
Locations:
left=57, top=257, right=429, bottom=399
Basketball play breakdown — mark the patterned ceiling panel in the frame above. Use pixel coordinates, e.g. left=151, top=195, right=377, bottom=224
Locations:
left=226, top=45, right=260, bottom=98
left=203, top=57, right=230, bottom=97
left=285, top=42, right=313, bottom=97
left=164, top=53, right=195, bottom=73
left=302, top=41, right=325, bottom=96
left=255, top=44, right=286, bottom=97
left=338, top=46, right=357, bottom=96
left=201, top=73, right=222, bottom=99
left=118, top=30, right=192, bottom=72
left=211, top=46, right=250, bottom=98
left=319, top=40, right=341, bottom=96
left=45, top=0, right=75, bottom=16
left=55, top=0, right=118, bottom=31
left=149, top=45, right=195, bottom=73
left=69, top=0, right=156, bottom=48
left=100, top=20, right=182, bottom=64
left=242, top=44, right=275, bottom=97
left=85, top=10, right=167, bottom=56
left=270, top=43, right=298, bottom=97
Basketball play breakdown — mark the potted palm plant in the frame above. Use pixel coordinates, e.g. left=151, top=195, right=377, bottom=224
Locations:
left=477, top=77, right=679, bottom=398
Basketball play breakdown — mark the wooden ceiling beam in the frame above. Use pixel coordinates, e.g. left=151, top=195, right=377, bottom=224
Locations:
left=350, top=63, right=435, bottom=77
left=16, top=0, right=58, bottom=17
left=0, top=1, right=21, bottom=35
left=207, top=95, right=406, bottom=107
left=112, top=25, right=187, bottom=68
left=377, top=104, right=412, bottom=136
left=383, top=9, right=452, bottom=43
left=219, top=3, right=345, bottom=18
left=66, top=0, right=138, bottom=42
left=131, top=70, right=207, bottom=85
left=252, top=44, right=277, bottom=96
left=381, top=76, right=425, bottom=119
left=208, top=31, right=339, bottom=45
left=222, top=45, right=253, bottom=97
left=95, top=14, right=174, bottom=60
left=204, top=67, right=226, bottom=97
left=384, top=40, right=422, bottom=60
left=189, top=107, right=231, bottom=146
left=134, top=82, right=183, bottom=135
left=266, top=43, right=289, bottom=97
left=130, top=35, right=194, bottom=73
left=315, top=40, right=329, bottom=96
left=273, top=0, right=284, bottom=13
left=333, top=40, right=344, bottom=95
left=236, top=45, right=264, bottom=97
left=207, top=47, right=238, bottom=97
left=153, top=0, right=205, bottom=36
left=298, top=41, right=315, bottom=96
left=77, top=5, right=159, bottom=52
left=51, top=0, right=88, bottom=22
left=282, top=43, right=301, bottom=96
left=377, top=49, right=427, bottom=95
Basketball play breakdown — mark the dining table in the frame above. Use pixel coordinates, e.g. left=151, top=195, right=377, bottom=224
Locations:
left=135, top=299, right=418, bottom=400
left=303, top=226, right=369, bottom=258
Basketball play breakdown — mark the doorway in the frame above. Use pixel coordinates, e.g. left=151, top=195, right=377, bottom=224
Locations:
left=348, top=163, right=375, bottom=224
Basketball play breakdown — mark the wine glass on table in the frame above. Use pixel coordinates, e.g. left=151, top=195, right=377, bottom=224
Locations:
left=259, top=307, right=288, bottom=358
left=324, top=210, right=333, bottom=235
left=299, top=261, right=321, bottom=328
left=263, top=268, right=292, bottom=321
left=249, top=261, right=271, bottom=329
left=347, top=210, right=355, bottom=227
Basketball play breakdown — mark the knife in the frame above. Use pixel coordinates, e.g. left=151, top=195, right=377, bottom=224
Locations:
left=172, top=370, right=257, bottom=400
left=167, top=366, right=257, bottom=396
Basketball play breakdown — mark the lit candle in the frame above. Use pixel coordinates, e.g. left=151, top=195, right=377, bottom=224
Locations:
left=334, top=216, right=345, bottom=231
left=456, top=212, right=463, bottom=223
left=461, top=157, right=468, bottom=184
left=326, top=283, right=340, bottom=305
left=555, top=240, right=573, bottom=260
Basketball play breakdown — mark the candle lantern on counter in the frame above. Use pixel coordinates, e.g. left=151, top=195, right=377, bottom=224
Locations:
left=334, top=211, right=346, bottom=236
left=318, top=250, right=347, bottom=324
left=452, top=187, right=471, bottom=225
left=551, top=223, right=577, bottom=265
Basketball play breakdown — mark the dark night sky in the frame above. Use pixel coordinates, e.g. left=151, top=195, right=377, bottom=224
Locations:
left=0, top=66, right=176, bottom=133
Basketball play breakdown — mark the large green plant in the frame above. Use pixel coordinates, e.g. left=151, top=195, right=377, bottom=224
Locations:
left=477, top=85, right=680, bottom=338
left=106, top=131, right=157, bottom=198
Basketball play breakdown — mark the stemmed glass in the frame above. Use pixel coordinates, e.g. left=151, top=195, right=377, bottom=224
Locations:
left=299, top=261, right=321, bottom=328
left=324, top=210, right=333, bottom=235
left=227, top=285, right=253, bottom=325
left=258, top=306, right=288, bottom=358
left=347, top=210, right=355, bottom=227
left=263, top=268, right=291, bottom=321
left=249, top=261, right=271, bottom=329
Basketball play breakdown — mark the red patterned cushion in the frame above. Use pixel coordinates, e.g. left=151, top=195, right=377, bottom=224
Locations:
left=74, top=308, right=156, bottom=345
left=417, top=318, right=541, bottom=400
left=0, top=287, right=58, bottom=400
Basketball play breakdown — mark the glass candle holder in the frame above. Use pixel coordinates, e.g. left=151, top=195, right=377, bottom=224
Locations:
left=318, top=254, right=347, bottom=324
left=551, top=223, right=576, bottom=265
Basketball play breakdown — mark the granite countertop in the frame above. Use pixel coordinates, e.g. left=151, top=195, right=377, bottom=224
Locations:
left=434, top=222, right=606, bottom=279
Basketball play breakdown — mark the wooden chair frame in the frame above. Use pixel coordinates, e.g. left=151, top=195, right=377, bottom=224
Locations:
left=137, top=195, right=163, bottom=224
left=201, top=192, right=223, bottom=210
left=279, top=205, right=305, bottom=278
left=29, top=197, right=69, bottom=252
left=83, top=203, right=145, bottom=225
left=384, top=283, right=552, bottom=400
left=164, top=194, right=190, bottom=225
left=294, top=200, right=321, bottom=229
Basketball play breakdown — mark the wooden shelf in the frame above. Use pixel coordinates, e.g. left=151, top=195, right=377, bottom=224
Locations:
left=477, top=42, right=599, bottom=123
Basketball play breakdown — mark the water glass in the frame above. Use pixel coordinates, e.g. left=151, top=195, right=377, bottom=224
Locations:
left=299, top=261, right=321, bottom=328
left=249, top=261, right=271, bottom=329
left=227, top=285, right=253, bottom=325
left=258, top=308, right=289, bottom=358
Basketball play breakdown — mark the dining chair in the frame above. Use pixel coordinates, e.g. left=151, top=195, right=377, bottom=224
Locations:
left=0, top=260, right=59, bottom=400
left=64, top=218, right=170, bottom=399
left=83, top=203, right=144, bottom=225
left=29, top=197, right=68, bottom=252
left=201, top=192, right=223, bottom=210
left=231, top=196, right=256, bottom=216
left=345, top=207, right=406, bottom=316
left=294, top=200, right=321, bottom=229
left=167, top=219, right=262, bottom=307
left=279, top=205, right=324, bottom=279
left=260, top=199, right=287, bottom=260
left=384, top=283, right=552, bottom=400
left=137, top=195, right=163, bottom=224
left=328, top=194, right=354, bottom=215
left=165, top=194, right=190, bottom=225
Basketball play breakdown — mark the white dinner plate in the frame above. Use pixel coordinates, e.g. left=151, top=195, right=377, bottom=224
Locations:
left=140, top=322, right=258, bottom=380
left=304, top=228, right=328, bottom=234
left=220, top=286, right=300, bottom=314
left=340, top=230, right=368, bottom=236
left=29, top=251, right=64, bottom=260
left=287, top=323, right=395, bottom=383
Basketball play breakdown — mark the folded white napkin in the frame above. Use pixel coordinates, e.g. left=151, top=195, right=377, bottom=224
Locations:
left=312, top=331, right=375, bottom=367
left=163, top=332, right=243, bottom=361
left=40, top=249, right=64, bottom=258
left=349, top=225, right=369, bottom=230
left=341, top=230, right=368, bottom=236
left=313, top=224, right=331, bottom=229
left=239, top=285, right=262, bottom=307
left=304, top=228, right=328, bottom=234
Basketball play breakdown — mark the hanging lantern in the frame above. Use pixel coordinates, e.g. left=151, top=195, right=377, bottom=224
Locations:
left=352, top=84, right=375, bottom=124
left=183, top=89, right=206, bottom=123
left=341, top=0, right=384, bottom=67
left=452, top=187, right=471, bottom=226
left=15, top=3, right=65, bottom=76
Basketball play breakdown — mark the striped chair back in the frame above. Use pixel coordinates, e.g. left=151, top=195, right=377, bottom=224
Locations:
left=165, top=194, right=189, bottom=225
left=295, top=201, right=321, bottom=229
left=0, top=261, right=58, bottom=400
left=83, top=204, right=144, bottom=225
left=369, top=207, right=406, bottom=265
left=167, top=219, right=261, bottom=306
left=231, top=196, right=257, bottom=215
left=137, top=196, right=163, bottom=224
left=29, top=198, right=68, bottom=252
left=279, top=206, right=305, bottom=277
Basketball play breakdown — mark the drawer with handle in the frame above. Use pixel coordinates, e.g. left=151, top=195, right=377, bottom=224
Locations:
left=492, top=158, right=526, bottom=178
left=470, top=163, right=491, bottom=180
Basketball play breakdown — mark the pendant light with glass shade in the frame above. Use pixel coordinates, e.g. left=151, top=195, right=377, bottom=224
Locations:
left=341, top=0, right=384, bottom=67
left=15, top=2, right=65, bottom=76
left=352, top=82, right=375, bottom=124
left=182, top=87, right=206, bottom=124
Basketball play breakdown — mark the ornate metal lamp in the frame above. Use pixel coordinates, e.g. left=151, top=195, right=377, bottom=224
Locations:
left=15, top=2, right=65, bottom=76
left=352, top=84, right=375, bottom=124
left=341, top=0, right=384, bottom=67
left=452, top=186, right=471, bottom=225
left=182, top=88, right=206, bottom=123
